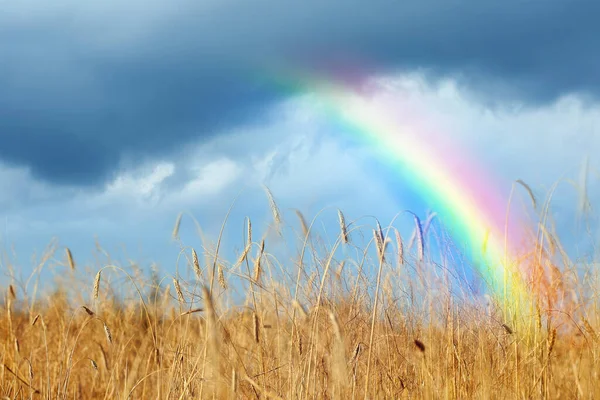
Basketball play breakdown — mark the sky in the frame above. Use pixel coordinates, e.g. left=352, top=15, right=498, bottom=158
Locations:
left=1, top=0, right=599, bottom=291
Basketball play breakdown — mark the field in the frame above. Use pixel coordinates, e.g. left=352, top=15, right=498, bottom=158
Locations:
left=0, top=192, right=598, bottom=399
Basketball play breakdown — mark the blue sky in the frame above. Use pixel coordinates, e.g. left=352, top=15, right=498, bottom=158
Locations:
left=1, top=0, right=599, bottom=289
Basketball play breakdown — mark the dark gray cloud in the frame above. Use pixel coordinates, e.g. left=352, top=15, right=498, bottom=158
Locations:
left=1, top=0, right=598, bottom=186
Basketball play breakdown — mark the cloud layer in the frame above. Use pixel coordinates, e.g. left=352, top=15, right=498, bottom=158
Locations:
left=1, top=0, right=599, bottom=186
left=2, top=73, right=598, bottom=284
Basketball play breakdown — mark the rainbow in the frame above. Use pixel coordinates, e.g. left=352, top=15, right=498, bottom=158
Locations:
left=265, top=71, right=541, bottom=320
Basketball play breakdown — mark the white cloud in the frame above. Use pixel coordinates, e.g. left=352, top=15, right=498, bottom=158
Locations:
left=365, top=73, right=599, bottom=203
left=102, top=161, right=175, bottom=206
left=168, top=158, right=242, bottom=206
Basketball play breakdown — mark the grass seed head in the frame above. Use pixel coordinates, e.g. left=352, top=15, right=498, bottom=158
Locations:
left=414, top=215, right=424, bottom=262
left=192, top=248, right=202, bottom=280
left=295, top=210, right=309, bottom=239
left=247, top=217, right=252, bottom=246
left=82, top=306, right=95, bottom=316
left=173, top=278, right=184, bottom=304
left=395, top=230, right=404, bottom=266
left=66, top=248, right=75, bottom=270
left=252, top=312, right=260, bottom=343
left=414, top=339, right=426, bottom=353
left=264, top=186, right=281, bottom=227
left=172, top=213, right=183, bottom=239
left=103, top=322, right=113, bottom=345
left=218, top=264, right=227, bottom=289
left=93, top=271, right=101, bottom=301
left=338, top=209, right=349, bottom=244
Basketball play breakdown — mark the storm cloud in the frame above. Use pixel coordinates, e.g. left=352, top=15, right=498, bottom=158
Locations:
left=1, top=0, right=599, bottom=186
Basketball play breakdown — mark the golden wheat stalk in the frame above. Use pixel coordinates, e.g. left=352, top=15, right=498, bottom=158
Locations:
left=253, top=239, right=265, bottom=282
left=264, top=186, right=281, bottom=226
left=395, top=230, right=404, bottom=266
left=200, top=285, right=221, bottom=396
left=292, top=300, right=308, bottom=319
left=180, top=308, right=204, bottom=316
left=3, top=364, right=40, bottom=394
left=81, top=306, right=95, bottom=316
left=66, top=248, right=75, bottom=270
left=218, top=264, right=227, bottom=289
left=173, top=278, right=184, bottom=304
left=103, top=322, right=113, bottom=345
left=172, top=213, right=183, bottom=239
left=192, top=248, right=202, bottom=280
left=236, top=244, right=252, bottom=267
left=338, top=209, right=349, bottom=244
left=516, top=179, right=537, bottom=209
left=414, top=215, right=424, bottom=262
left=231, top=368, right=238, bottom=394
left=295, top=209, right=309, bottom=239
left=373, top=229, right=385, bottom=262
left=329, top=311, right=349, bottom=392
left=253, top=312, right=260, bottom=343
left=247, top=217, right=252, bottom=246
left=93, top=271, right=101, bottom=301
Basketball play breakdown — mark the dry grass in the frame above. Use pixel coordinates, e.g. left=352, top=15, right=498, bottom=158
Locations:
left=0, top=197, right=599, bottom=399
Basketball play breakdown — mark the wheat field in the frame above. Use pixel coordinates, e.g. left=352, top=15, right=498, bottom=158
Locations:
left=0, top=194, right=598, bottom=399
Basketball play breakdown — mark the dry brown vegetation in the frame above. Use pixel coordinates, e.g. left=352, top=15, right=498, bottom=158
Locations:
left=0, top=194, right=599, bottom=399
